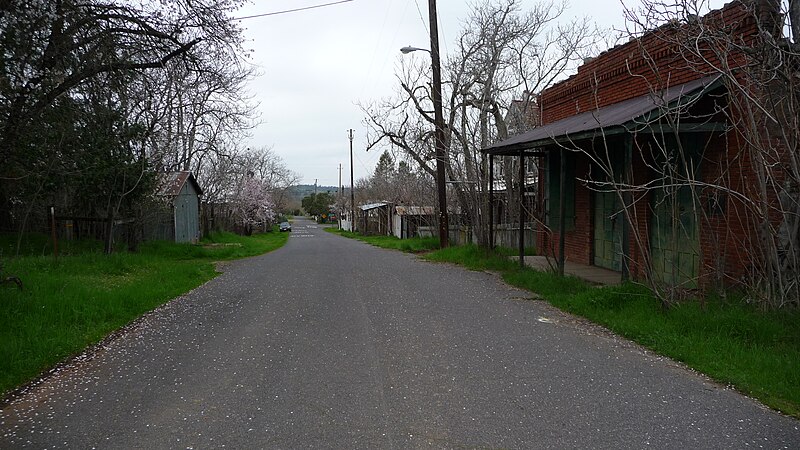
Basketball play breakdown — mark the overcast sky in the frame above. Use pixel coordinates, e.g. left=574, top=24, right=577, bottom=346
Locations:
left=233, top=0, right=724, bottom=188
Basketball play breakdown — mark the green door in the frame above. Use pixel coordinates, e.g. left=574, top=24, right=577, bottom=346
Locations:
left=650, top=185, right=700, bottom=288
left=593, top=145, right=625, bottom=272
left=649, top=135, right=702, bottom=288
left=594, top=191, right=623, bottom=271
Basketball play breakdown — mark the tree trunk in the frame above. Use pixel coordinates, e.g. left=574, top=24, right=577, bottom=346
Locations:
left=104, top=208, right=114, bottom=255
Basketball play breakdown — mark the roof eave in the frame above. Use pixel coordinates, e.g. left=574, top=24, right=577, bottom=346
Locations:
left=482, top=74, right=724, bottom=156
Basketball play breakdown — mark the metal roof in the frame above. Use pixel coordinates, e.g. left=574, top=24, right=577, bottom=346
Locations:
left=483, top=75, right=722, bottom=155
left=360, top=202, right=389, bottom=211
left=395, top=206, right=434, bottom=216
left=158, top=171, right=203, bottom=197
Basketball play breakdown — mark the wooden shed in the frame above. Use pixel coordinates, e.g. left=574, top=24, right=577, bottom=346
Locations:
left=155, top=171, right=203, bottom=243
left=392, top=206, right=434, bottom=239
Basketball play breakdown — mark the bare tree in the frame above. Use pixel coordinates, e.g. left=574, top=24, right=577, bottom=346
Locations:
left=142, top=57, right=257, bottom=174
left=356, top=151, right=436, bottom=208
left=362, top=0, right=599, bottom=246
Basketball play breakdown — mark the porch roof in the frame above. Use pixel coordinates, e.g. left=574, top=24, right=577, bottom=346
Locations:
left=482, top=75, right=722, bottom=156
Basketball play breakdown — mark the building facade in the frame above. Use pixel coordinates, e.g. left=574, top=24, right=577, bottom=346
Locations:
left=485, top=0, right=787, bottom=292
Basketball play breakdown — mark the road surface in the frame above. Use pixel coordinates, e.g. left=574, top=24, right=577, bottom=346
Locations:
left=1, top=217, right=798, bottom=448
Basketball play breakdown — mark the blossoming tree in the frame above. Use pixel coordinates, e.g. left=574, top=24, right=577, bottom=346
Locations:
left=232, top=176, right=276, bottom=235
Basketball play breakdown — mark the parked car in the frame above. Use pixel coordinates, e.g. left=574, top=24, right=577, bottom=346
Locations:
left=279, top=221, right=292, bottom=232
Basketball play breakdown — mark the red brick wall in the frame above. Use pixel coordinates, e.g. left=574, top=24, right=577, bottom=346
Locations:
left=535, top=0, right=767, bottom=287
left=539, top=1, right=758, bottom=126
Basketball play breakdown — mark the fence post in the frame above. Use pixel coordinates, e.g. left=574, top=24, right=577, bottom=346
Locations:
left=50, top=206, right=58, bottom=257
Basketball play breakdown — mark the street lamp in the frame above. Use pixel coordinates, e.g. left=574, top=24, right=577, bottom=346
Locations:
left=400, top=46, right=429, bottom=54
left=400, top=4, right=449, bottom=248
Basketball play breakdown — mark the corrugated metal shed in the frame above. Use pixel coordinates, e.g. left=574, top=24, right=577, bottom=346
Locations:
left=156, top=171, right=203, bottom=243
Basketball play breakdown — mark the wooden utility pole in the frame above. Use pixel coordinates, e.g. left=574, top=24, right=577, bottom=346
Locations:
left=348, top=129, right=355, bottom=232
left=428, top=0, right=449, bottom=248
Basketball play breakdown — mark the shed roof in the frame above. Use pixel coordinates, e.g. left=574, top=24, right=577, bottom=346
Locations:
left=395, top=206, right=434, bottom=216
left=360, top=202, right=389, bottom=211
left=158, top=171, right=203, bottom=197
left=483, top=75, right=722, bottom=156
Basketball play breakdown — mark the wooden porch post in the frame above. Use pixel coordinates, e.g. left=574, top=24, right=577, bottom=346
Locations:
left=558, top=150, right=566, bottom=276
left=519, top=148, right=525, bottom=268
left=621, top=135, right=633, bottom=281
left=489, top=153, right=494, bottom=250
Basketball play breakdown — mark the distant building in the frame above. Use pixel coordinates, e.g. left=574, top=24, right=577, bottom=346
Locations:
left=392, top=206, right=435, bottom=239
left=359, top=202, right=391, bottom=236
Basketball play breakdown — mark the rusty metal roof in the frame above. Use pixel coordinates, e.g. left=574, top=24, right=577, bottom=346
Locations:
left=483, top=75, right=722, bottom=155
left=158, top=171, right=203, bottom=197
left=395, top=206, right=434, bottom=216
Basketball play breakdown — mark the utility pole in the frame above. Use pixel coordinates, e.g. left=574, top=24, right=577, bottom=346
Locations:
left=429, top=0, right=449, bottom=248
left=338, top=164, right=343, bottom=196
left=314, top=179, right=318, bottom=196
left=348, top=129, right=355, bottom=233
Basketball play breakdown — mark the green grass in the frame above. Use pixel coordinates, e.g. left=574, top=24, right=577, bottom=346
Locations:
left=0, top=232, right=105, bottom=257
left=0, top=230, right=288, bottom=397
left=326, top=228, right=440, bottom=253
left=425, top=245, right=800, bottom=418
left=425, top=244, right=521, bottom=271
left=493, top=245, right=537, bottom=257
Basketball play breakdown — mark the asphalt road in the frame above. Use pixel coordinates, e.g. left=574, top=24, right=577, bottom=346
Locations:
left=1, top=217, right=799, bottom=449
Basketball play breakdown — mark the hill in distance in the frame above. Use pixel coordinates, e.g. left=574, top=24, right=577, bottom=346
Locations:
left=286, top=184, right=342, bottom=203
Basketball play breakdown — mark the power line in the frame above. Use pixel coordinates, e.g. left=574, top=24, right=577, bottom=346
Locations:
left=358, top=0, right=395, bottom=98
left=233, top=0, right=354, bottom=21
left=413, top=0, right=429, bottom=34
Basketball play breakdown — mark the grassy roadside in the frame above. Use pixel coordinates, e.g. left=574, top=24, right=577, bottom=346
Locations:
left=329, top=232, right=799, bottom=418
left=0, top=230, right=288, bottom=397
left=325, top=228, right=440, bottom=253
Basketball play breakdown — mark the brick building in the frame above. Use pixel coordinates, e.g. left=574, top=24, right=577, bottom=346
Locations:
left=484, top=0, right=783, bottom=289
